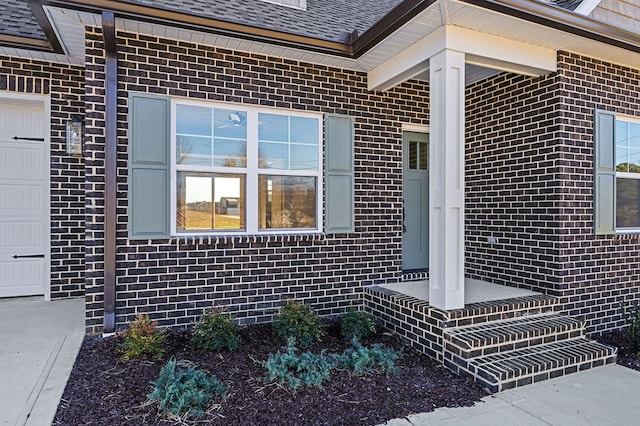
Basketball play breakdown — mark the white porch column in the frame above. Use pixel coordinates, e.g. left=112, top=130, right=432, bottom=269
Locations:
left=429, top=49, right=465, bottom=311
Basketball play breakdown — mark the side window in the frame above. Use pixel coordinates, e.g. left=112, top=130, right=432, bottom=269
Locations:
left=172, top=102, right=322, bottom=235
left=615, top=119, right=640, bottom=229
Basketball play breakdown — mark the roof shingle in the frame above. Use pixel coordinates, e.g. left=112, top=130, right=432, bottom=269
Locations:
left=1, top=0, right=45, bottom=40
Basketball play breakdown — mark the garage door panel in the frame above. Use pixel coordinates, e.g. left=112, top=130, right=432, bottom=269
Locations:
left=0, top=98, right=48, bottom=298
left=0, top=144, right=46, bottom=180
left=0, top=184, right=44, bottom=216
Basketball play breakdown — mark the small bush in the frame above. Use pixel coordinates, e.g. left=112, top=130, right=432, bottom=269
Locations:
left=118, top=314, right=166, bottom=361
left=264, top=338, right=334, bottom=393
left=272, top=300, right=323, bottom=346
left=335, top=338, right=401, bottom=376
left=148, top=359, right=227, bottom=420
left=191, top=308, right=240, bottom=352
left=624, top=301, right=640, bottom=354
left=340, top=308, right=376, bottom=340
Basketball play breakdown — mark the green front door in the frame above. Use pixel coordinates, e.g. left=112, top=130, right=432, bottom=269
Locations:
left=402, top=131, right=429, bottom=271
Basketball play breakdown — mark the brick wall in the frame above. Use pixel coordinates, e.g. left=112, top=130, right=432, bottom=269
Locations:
left=0, top=56, right=85, bottom=299
left=83, top=28, right=430, bottom=334
left=465, top=51, right=640, bottom=333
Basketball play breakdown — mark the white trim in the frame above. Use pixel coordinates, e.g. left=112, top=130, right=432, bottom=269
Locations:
left=0, top=92, right=51, bottom=300
left=402, top=123, right=430, bottom=133
left=260, top=0, right=307, bottom=10
left=171, top=98, right=323, bottom=236
left=573, top=0, right=603, bottom=16
left=368, top=25, right=557, bottom=92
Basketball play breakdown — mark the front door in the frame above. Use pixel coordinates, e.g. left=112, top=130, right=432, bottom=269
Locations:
left=0, top=97, right=49, bottom=298
left=402, top=131, right=429, bottom=271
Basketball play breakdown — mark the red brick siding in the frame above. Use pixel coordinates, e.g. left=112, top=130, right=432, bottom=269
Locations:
left=0, top=56, right=85, bottom=299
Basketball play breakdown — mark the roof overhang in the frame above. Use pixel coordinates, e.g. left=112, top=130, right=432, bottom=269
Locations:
left=4, top=0, right=640, bottom=84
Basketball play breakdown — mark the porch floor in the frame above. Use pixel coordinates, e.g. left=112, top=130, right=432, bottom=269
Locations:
left=380, top=278, right=538, bottom=304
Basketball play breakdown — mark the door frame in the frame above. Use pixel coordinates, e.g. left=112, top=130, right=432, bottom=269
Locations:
left=0, top=91, right=51, bottom=300
left=401, top=123, right=430, bottom=271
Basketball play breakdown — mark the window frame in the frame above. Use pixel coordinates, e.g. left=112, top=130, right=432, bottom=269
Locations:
left=170, top=99, right=323, bottom=236
left=614, top=114, right=640, bottom=233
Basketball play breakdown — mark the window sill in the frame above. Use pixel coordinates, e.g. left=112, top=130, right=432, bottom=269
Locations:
left=171, top=232, right=326, bottom=246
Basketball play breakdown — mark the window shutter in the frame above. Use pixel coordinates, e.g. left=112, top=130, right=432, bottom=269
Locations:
left=324, top=114, right=355, bottom=234
left=594, top=109, right=616, bottom=235
left=128, top=93, right=171, bottom=239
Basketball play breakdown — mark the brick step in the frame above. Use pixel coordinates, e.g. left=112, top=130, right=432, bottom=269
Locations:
left=461, top=338, right=617, bottom=393
left=444, top=294, right=560, bottom=328
left=443, top=313, right=585, bottom=359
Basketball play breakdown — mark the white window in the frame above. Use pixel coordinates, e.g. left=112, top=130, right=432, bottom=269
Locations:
left=171, top=101, right=322, bottom=235
left=615, top=117, right=640, bottom=230
left=260, top=0, right=307, bottom=10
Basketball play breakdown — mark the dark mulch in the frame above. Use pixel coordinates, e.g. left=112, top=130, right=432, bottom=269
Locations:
left=54, top=321, right=487, bottom=425
left=596, top=330, right=640, bottom=372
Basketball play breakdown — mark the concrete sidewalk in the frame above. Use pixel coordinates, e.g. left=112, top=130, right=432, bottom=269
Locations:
left=384, top=363, right=640, bottom=425
left=0, top=297, right=84, bottom=426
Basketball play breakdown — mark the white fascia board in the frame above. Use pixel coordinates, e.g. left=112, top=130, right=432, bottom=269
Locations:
left=446, top=26, right=557, bottom=75
left=573, top=0, right=603, bottom=16
left=368, top=25, right=557, bottom=92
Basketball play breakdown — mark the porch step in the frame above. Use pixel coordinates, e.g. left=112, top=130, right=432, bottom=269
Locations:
left=461, top=338, right=617, bottom=393
left=443, top=313, right=584, bottom=359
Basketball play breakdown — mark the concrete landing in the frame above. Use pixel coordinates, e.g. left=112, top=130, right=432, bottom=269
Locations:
left=0, top=297, right=84, bottom=426
left=383, top=364, right=640, bottom=425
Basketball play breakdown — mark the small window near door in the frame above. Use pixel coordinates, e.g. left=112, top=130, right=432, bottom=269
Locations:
left=409, top=140, right=428, bottom=170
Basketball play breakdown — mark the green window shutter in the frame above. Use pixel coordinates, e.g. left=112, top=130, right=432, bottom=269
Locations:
left=325, top=114, right=354, bottom=234
left=594, top=109, right=616, bottom=235
left=128, top=93, right=171, bottom=239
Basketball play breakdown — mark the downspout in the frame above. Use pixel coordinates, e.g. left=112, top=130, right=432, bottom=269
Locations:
left=102, top=10, right=117, bottom=334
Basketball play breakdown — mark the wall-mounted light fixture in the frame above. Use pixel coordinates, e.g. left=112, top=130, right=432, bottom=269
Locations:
left=66, top=115, right=84, bottom=156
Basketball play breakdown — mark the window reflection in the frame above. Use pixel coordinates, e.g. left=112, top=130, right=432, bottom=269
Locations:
left=258, top=176, right=316, bottom=229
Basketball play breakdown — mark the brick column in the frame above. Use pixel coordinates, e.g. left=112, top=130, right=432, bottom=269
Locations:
left=428, top=49, right=465, bottom=310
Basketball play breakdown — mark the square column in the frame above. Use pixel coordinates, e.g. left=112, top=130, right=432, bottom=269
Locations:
left=429, top=49, right=465, bottom=310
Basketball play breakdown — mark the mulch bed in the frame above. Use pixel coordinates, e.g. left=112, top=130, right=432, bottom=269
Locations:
left=54, top=321, right=488, bottom=425
left=596, top=330, right=640, bottom=372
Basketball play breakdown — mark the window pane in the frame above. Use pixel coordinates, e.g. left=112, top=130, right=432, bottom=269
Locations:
left=214, top=109, right=247, bottom=140
left=419, top=141, right=428, bottom=170
left=213, top=138, right=246, bottom=167
left=176, top=172, right=245, bottom=231
left=629, top=149, right=640, bottom=174
left=259, top=142, right=288, bottom=169
left=258, top=175, right=316, bottom=229
left=616, top=177, right=640, bottom=228
left=290, top=116, right=318, bottom=144
left=176, top=105, right=211, bottom=136
left=259, top=113, right=288, bottom=142
left=630, top=122, right=640, bottom=149
left=176, top=135, right=212, bottom=165
left=409, top=141, right=417, bottom=169
left=290, top=144, right=318, bottom=170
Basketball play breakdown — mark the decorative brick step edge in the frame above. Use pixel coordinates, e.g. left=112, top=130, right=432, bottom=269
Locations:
left=443, top=314, right=585, bottom=358
left=465, top=338, right=617, bottom=393
left=442, top=294, right=561, bottom=327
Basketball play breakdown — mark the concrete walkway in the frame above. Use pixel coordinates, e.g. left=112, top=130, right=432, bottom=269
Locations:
left=384, top=363, right=640, bottom=425
left=0, top=297, right=84, bottom=426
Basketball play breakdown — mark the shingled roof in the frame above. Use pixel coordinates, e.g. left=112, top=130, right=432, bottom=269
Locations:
left=127, top=0, right=403, bottom=42
left=1, top=0, right=46, bottom=40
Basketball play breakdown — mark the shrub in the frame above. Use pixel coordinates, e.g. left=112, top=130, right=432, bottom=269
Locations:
left=340, top=308, right=376, bottom=340
left=272, top=300, right=323, bottom=346
left=264, top=338, right=334, bottom=393
left=191, top=308, right=240, bottom=352
left=118, top=313, right=166, bottom=361
left=335, top=338, right=401, bottom=376
left=148, top=359, right=227, bottom=420
left=624, top=301, right=640, bottom=354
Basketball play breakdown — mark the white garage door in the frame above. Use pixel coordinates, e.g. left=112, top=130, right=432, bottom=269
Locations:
left=0, top=97, right=49, bottom=298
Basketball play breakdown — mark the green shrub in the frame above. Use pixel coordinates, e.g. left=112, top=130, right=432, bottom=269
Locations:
left=272, top=300, right=323, bottom=346
left=264, top=338, right=334, bottom=393
left=148, top=359, right=227, bottom=420
left=624, top=301, right=640, bottom=354
left=340, top=308, right=376, bottom=340
left=335, top=338, right=401, bottom=376
left=191, top=308, right=240, bottom=352
left=118, top=313, right=166, bottom=361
